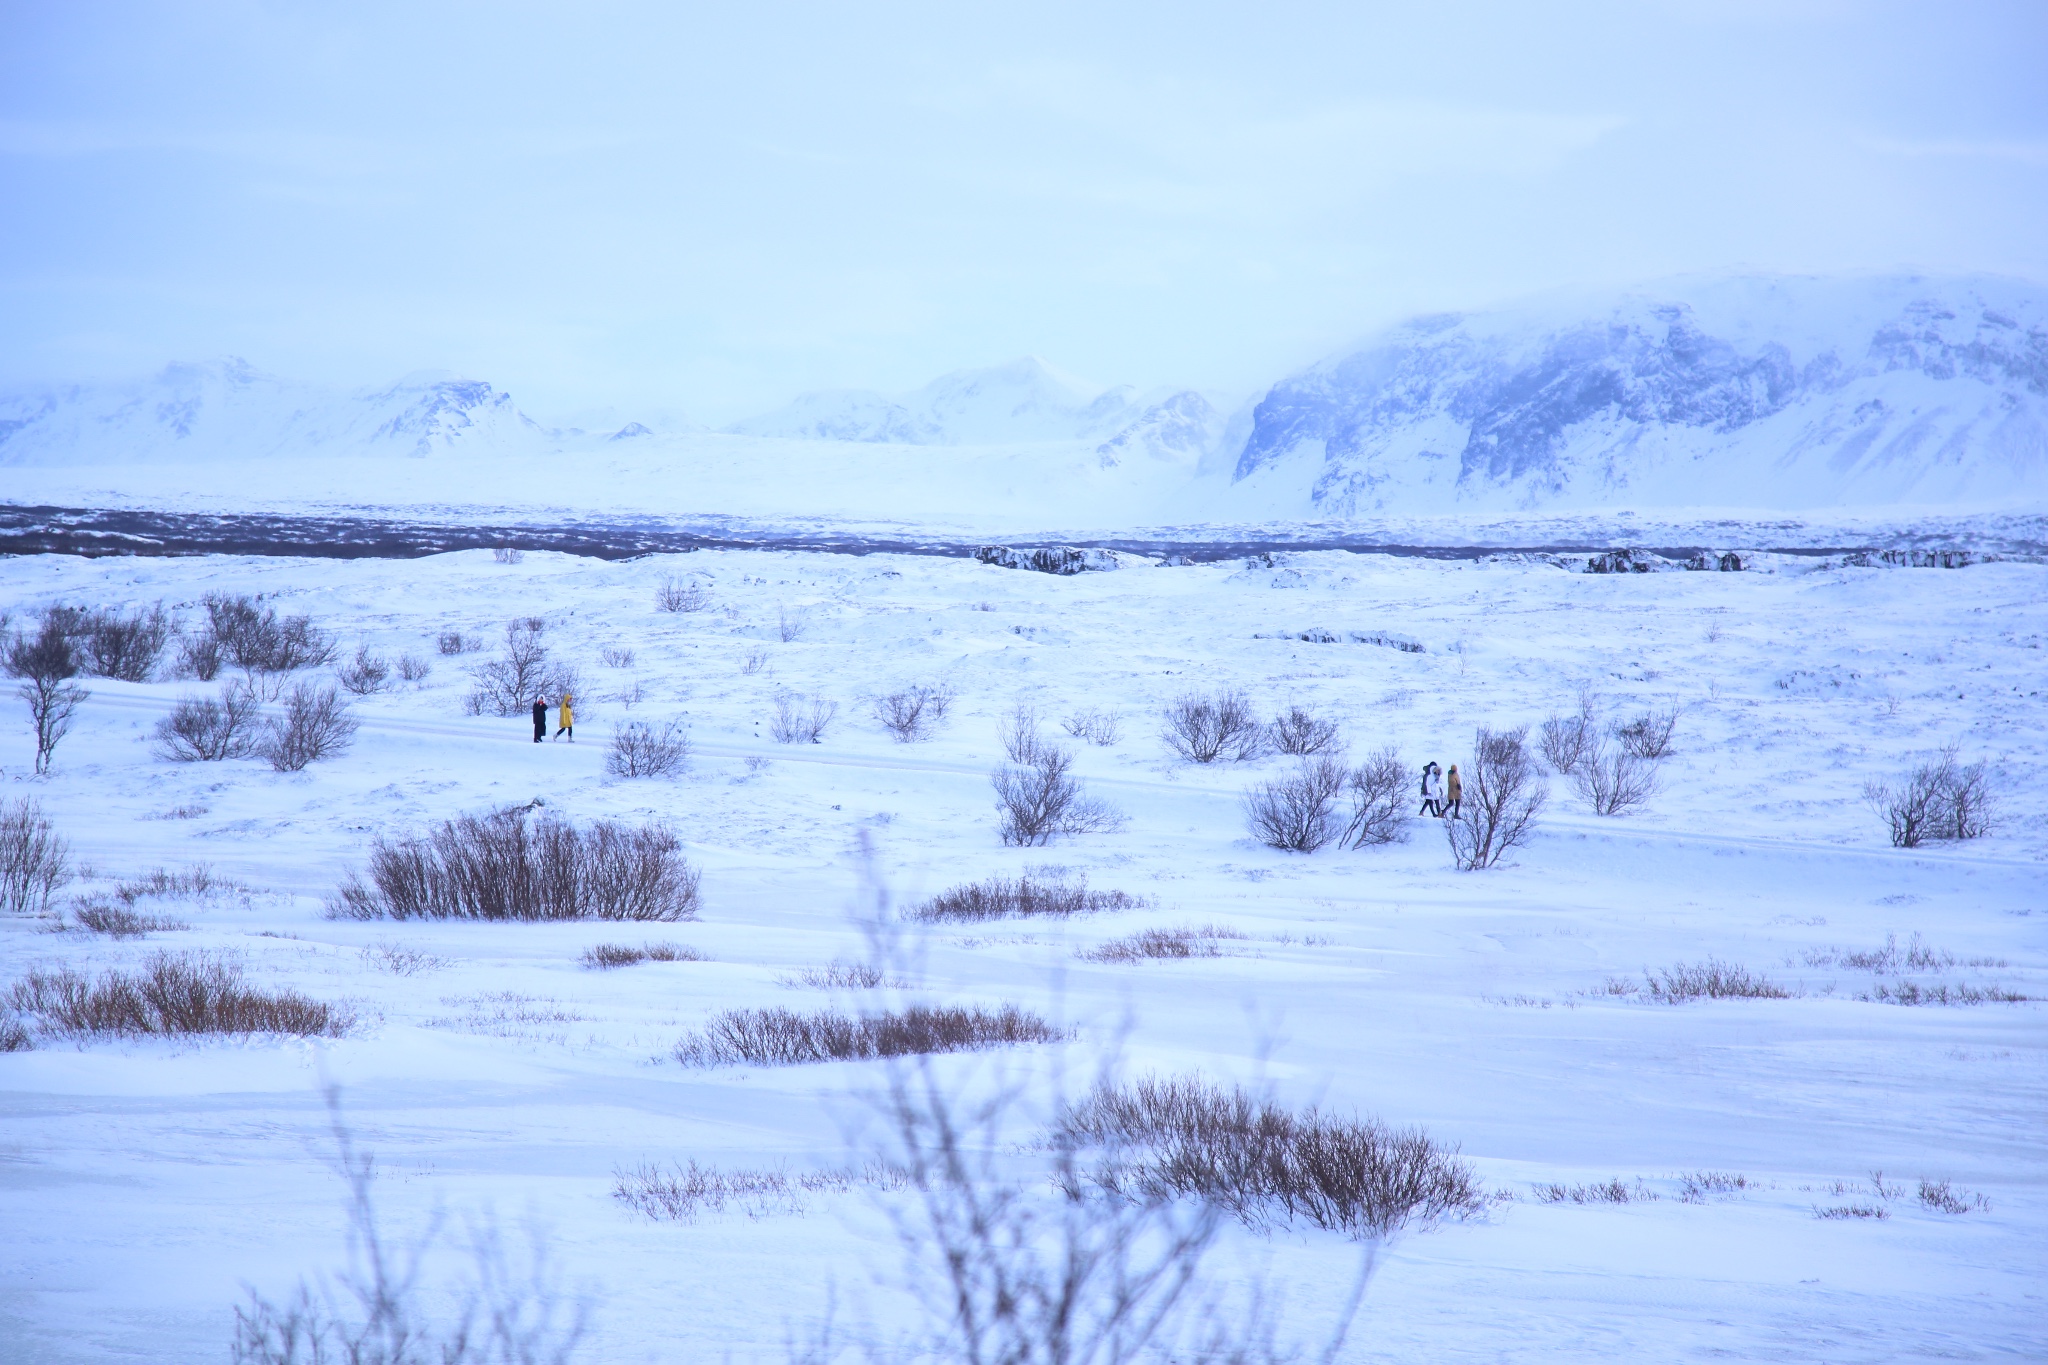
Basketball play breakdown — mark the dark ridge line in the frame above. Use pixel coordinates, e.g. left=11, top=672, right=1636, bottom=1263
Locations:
left=0, top=501, right=1884, bottom=564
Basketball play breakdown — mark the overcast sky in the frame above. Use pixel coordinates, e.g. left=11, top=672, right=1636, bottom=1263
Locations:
left=3, top=1, right=2044, bottom=423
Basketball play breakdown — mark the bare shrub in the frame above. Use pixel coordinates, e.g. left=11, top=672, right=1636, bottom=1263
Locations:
left=1864, top=745, right=1996, bottom=847
left=464, top=622, right=576, bottom=718
left=1269, top=705, right=1340, bottom=756
left=1161, top=689, right=1265, bottom=763
left=1445, top=726, right=1546, bottom=870
left=200, top=593, right=334, bottom=673
left=359, top=942, right=448, bottom=975
left=260, top=683, right=359, bottom=771
left=1863, top=980, right=2029, bottom=1005
left=1061, top=708, right=1122, bottom=746
left=1937, top=752, right=1997, bottom=841
left=1617, top=707, right=1679, bottom=759
left=655, top=576, right=708, bottom=612
left=331, top=807, right=700, bottom=922
left=7, top=951, right=349, bottom=1038
left=1917, top=1178, right=1991, bottom=1214
left=992, top=745, right=1124, bottom=846
left=1539, top=691, right=1597, bottom=774
left=80, top=603, right=172, bottom=681
left=1059, top=1073, right=1483, bottom=1238
left=1, top=798, right=72, bottom=916
left=740, top=647, right=769, bottom=675
left=1571, top=740, right=1660, bottom=815
left=612, top=1160, right=886, bottom=1222
left=396, top=653, right=431, bottom=683
left=154, top=683, right=264, bottom=761
left=0, top=1017, right=29, bottom=1052
left=334, top=643, right=392, bottom=695
left=580, top=942, right=705, bottom=969
left=233, top=1115, right=587, bottom=1365
left=769, top=692, right=836, bottom=744
left=675, top=1003, right=1064, bottom=1066
left=1339, top=748, right=1409, bottom=848
left=1080, top=926, right=1247, bottom=962
left=113, top=864, right=228, bottom=906
left=1244, top=755, right=1348, bottom=852
left=1531, top=1179, right=1654, bottom=1205
left=7, top=613, right=89, bottom=775
left=782, top=960, right=900, bottom=989
left=875, top=683, right=955, bottom=742
left=776, top=605, right=809, bottom=642
left=1643, top=960, right=1792, bottom=1002
left=72, top=899, right=188, bottom=937
left=1813, top=1202, right=1889, bottom=1220
left=599, top=645, right=635, bottom=668
left=435, top=631, right=472, bottom=656
left=177, top=631, right=225, bottom=680
left=911, top=871, right=1144, bottom=923
left=998, top=701, right=1047, bottom=763
left=606, top=719, right=689, bottom=777
left=1806, top=932, right=1961, bottom=973
left=1677, top=1171, right=1755, bottom=1203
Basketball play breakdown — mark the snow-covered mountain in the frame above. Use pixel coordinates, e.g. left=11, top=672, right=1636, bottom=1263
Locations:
left=730, top=355, right=1219, bottom=462
left=1227, top=274, right=2048, bottom=514
left=0, top=358, right=558, bottom=465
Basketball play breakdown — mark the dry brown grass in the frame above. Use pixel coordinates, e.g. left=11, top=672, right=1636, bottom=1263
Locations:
left=910, top=871, right=1144, bottom=923
left=675, top=1004, right=1065, bottom=1067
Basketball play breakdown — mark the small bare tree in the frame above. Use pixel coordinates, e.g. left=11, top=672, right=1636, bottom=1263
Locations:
left=1572, top=741, right=1659, bottom=815
left=1161, top=690, right=1264, bottom=763
left=875, top=684, right=955, bottom=742
left=154, top=683, right=263, bottom=761
left=0, top=797, right=72, bottom=916
left=1245, top=755, right=1348, bottom=852
left=606, top=720, right=689, bottom=778
left=770, top=693, right=837, bottom=744
left=776, top=605, right=810, bottom=642
left=992, top=745, right=1123, bottom=846
left=261, top=684, right=359, bottom=772
left=1061, top=708, right=1122, bottom=746
left=465, top=622, right=576, bottom=717
left=81, top=603, right=173, bottom=681
left=1445, top=726, right=1546, bottom=870
left=999, top=702, right=1048, bottom=763
left=1617, top=707, right=1679, bottom=759
left=1269, top=705, right=1341, bottom=756
left=1539, top=690, right=1597, bottom=774
left=1339, top=748, right=1409, bottom=847
left=7, top=613, right=89, bottom=776
left=1865, top=745, right=1997, bottom=847
left=335, top=644, right=392, bottom=695
left=655, top=576, right=708, bottom=612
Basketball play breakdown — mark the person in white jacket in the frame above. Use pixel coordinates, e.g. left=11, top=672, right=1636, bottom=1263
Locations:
left=1418, top=762, right=1443, bottom=817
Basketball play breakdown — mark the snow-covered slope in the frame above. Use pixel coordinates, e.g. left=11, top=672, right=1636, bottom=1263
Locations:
left=1228, top=274, right=2048, bottom=516
left=730, top=355, right=1219, bottom=462
left=0, top=358, right=557, bottom=465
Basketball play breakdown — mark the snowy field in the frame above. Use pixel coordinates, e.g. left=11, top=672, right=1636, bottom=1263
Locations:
left=1, top=544, right=2044, bottom=1362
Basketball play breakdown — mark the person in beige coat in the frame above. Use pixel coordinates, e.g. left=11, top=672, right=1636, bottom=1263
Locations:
left=1443, top=763, right=1462, bottom=819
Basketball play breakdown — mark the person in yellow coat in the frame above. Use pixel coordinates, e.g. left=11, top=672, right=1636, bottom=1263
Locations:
left=1443, top=763, right=1462, bottom=819
left=554, top=692, right=574, bottom=741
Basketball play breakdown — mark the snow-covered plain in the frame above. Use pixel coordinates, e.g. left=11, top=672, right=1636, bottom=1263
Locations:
left=1, top=544, right=2043, bottom=1362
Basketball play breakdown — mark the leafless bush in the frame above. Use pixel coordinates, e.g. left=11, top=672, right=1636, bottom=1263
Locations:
left=740, top=647, right=769, bottom=675
left=1862, top=980, right=2029, bottom=1005
left=1059, top=1073, right=1483, bottom=1238
left=998, top=701, right=1047, bottom=763
left=992, top=745, right=1124, bottom=846
left=394, top=653, right=429, bottom=684
left=1, top=798, right=72, bottom=916
left=0, top=1017, right=29, bottom=1052
left=260, top=683, right=359, bottom=771
left=72, top=898, right=188, bottom=937
left=1339, top=748, right=1409, bottom=848
left=606, top=719, right=690, bottom=777
left=200, top=593, right=335, bottom=673
left=1061, top=708, right=1122, bottom=746
left=770, top=692, right=837, bottom=744
left=359, top=942, right=448, bottom=975
left=153, top=683, right=264, bottom=760
left=464, top=622, right=577, bottom=718
left=911, top=871, right=1144, bottom=922
left=1161, top=689, right=1265, bottom=763
left=776, top=605, right=810, bottom=642
left=782, top=960, right=900, bottom=989
left=613, top=1160, right=896, bottom=1222
left=1863, top=744, right=1996, bottom=847
left=332, top=806, right=700, bottom=922
left=1531, top=1179, right=1654, bottom=1205
left=1616, top=707, right=1678, bottom=759
left=1245, top=755, right=1348, bottom=852
left=178, top=631, right=225, bottom=680
left=233, top=1112, right=587, bottom=1365
left=1269, top=705, right=1341, bottom=756
left=655, top=576, right=708, bottom=612
left=1917, top=1178, right=1991, bottom=1214
left=1445, top=726, right=1546, bottom=870
left=7, top=951, right=349, bottom=1038
left=1813, top=1202, right=1889, bottom=1220
left=1571, top=740, right=1660, bottom=815
left=492, top=545, right=524, bottom=564
left=113, top=864, right=227, bottom=906
left=580, top=942, right=705, bottom=969
left=1677, top=1171, right=1755, bottom=1204
left=1806, top=932, right=1961, bottom=973
left=7, top=613, right=89, bottom=774
left=436, top=631, right=473, bottom=656
left=675, top=1003, right=1064, bottom=1066
left=80, top=603, right=173, bottom=681
left=876, top=683, right=955, bottom=742
left=1642, top=960, right=1792, bottom=1002
left=335, top=644, right=392, bottom=695
left=1539, top=692, right=1597, bottom=774
left=599, top=645, right=635, bottom=668
left=1080, top=925, right=1247, bottom=962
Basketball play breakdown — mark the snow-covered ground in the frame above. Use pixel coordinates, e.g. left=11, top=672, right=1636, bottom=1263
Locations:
left=1, top=545, right=2043, bottom=1362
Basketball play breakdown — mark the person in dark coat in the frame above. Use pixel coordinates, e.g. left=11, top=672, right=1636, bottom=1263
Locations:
left=531, top=697, right=547, bottom=743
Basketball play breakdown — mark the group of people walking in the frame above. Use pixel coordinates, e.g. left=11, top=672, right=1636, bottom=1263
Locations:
left=1419, top=761, right=1461, bottom=819
left=532, top=694, right=574, bottom=742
